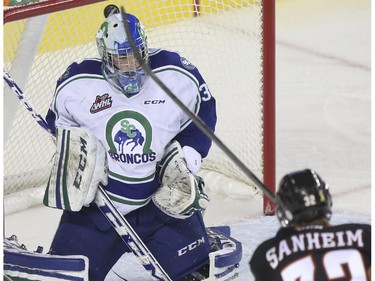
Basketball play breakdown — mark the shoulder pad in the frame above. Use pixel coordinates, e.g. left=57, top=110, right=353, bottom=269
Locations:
left=149, top=49, right=197, bottom=72
left=57, top=58, right=102, bottom=85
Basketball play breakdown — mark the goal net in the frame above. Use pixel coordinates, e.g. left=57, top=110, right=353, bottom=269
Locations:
left=3, top=0, right=275, bottom=215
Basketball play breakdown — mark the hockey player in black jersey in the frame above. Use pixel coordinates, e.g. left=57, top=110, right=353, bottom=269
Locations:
left=250, top=169, right=371, bottom=281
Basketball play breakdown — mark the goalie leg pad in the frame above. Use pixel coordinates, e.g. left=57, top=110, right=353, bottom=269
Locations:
left=206, top=227, right=242, bottom=280
left=4, top=235, right=89, bottom=281
left=49, top=208, right=130, bottom=281
left=179, top=226, right=242, bottom=281
left=43, top=126, right=108, bottom=212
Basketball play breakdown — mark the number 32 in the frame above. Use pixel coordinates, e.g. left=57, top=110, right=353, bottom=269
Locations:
left=281, top=249, right=368, bottom=280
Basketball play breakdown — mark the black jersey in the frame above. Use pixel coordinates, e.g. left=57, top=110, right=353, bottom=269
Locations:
left=250, top=223, right=371, bottom=281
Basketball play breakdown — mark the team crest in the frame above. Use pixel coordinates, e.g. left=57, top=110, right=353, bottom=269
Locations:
left=90, top=94, right=113, bottom=113
left=106, top=110, right=156, bottom=165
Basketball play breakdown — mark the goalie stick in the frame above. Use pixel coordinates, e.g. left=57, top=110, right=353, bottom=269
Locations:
left=3, top=70, right=53, bottom=136
left=3, top=69, right=172, bottom=281
left=95, top=184, right=172, bottom=280
left=118, top=6, right=276, bottom=204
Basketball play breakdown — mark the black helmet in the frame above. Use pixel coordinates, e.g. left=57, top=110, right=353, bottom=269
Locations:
left=276, top=169, right=332, bottom=227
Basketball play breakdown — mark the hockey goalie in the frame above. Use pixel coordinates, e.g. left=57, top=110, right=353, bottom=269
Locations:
left=4, top=6, right=242, bottom=280
left=4, top=130, right=242, bottom=280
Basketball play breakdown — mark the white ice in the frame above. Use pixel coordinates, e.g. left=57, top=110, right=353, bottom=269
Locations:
left=4, top=0, right=371, bottom=280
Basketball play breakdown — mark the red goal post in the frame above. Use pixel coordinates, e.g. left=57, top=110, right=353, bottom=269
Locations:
left=3, top=0, right=275, bottom=215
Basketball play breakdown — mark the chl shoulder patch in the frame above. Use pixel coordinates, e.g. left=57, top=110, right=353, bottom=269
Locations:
left=58, top=66, right=71, bottom=82
left=180, top=57, right=196, bottom=70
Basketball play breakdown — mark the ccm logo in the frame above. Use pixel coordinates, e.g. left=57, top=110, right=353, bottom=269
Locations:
left=73, top=137, right=88, bottom=189
left=144, top=100, right=166, bottom=104
left=177, top=237, right=205, bottom=256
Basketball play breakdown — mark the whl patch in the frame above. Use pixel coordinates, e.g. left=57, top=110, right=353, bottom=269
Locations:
left=90, top=94, right=113, bottom=113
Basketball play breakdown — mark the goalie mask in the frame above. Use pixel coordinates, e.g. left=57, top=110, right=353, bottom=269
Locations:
left=96, top=13, right=149, bottom=96
left=276, top=169, right=332, bottom=227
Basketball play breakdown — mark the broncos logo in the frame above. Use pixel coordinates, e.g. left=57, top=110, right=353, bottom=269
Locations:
left=114, top=129, right=145, bottom=153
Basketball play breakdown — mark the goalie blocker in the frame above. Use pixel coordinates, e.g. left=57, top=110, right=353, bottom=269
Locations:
left=44, top=126, right=108, bottom=211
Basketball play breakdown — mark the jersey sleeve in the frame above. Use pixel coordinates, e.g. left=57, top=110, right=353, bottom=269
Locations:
left=45, top=59, right=102, bottom=135
left=150, top=49, right=217, bottom=158
left=360, top=223, right=371, bottom=269
left=249, top=239, right=276, bottom=281
left=171, top=55, right=217, bottom=158
left=45, top=91, right=79, bottom=136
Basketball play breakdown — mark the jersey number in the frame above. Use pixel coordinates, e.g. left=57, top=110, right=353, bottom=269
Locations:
left=199, top=84, right=212, bottom=101
left=281, top=249, right=368, bottom=281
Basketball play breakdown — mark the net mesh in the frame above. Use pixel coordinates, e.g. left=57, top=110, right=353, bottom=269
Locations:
left=4, top=0, right=266, bottom=209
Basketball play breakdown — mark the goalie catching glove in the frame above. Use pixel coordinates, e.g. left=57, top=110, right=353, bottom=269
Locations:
left=44, top=126, right=108, bottom=212
left=152, top=141, right=210, bottom=219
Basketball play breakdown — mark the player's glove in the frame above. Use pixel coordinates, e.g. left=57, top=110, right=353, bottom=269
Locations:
left=152, top=141, right=210, bottom=219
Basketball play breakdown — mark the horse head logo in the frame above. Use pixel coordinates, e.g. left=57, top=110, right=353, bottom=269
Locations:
left=114, top=128, right=145, bottom=153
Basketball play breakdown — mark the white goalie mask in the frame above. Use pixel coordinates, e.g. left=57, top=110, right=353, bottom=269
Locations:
left=96, top=13, right=149, bottom=96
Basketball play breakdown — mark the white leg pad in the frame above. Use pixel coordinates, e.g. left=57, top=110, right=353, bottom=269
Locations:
left=4, top=236, right=89, bottom=281
left=205, top=227, right=242, bottom=281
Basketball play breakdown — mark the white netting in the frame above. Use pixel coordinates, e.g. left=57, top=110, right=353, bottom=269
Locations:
left=4, top=0, right=268, bottom=213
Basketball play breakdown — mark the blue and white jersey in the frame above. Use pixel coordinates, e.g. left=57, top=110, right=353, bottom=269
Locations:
left=46, top=48, right=217, bottom=215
